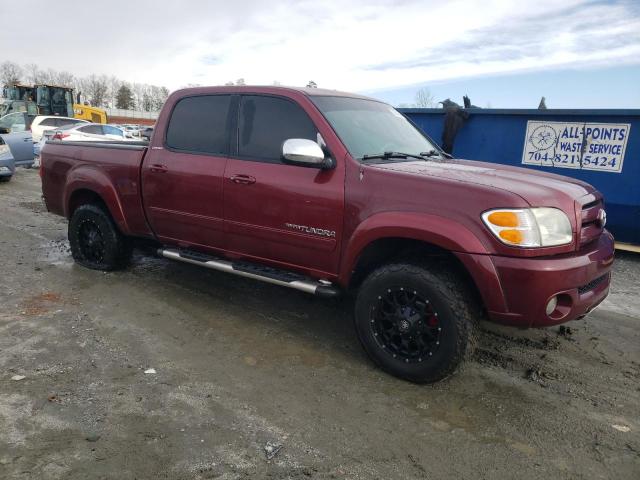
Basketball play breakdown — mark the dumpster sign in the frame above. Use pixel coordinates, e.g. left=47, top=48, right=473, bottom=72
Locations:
left=522, top=121, right=630, bottom=173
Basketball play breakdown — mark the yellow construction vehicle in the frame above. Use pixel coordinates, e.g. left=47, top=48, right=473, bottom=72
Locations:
left=73, top=104, right=107, bottom=124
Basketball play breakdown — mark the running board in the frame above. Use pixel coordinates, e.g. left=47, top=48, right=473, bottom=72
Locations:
left=157, top=248, right=340, bottom=298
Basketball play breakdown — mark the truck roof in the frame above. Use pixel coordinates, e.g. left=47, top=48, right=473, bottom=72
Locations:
left=172, top=85, right=379, bottom=102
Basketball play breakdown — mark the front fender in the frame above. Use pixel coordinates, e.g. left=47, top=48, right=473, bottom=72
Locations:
left=63, top=165, right=130, bottom=234
left=339, top=211, right=490, bottom=285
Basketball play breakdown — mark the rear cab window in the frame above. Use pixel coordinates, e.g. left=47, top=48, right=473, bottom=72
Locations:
left=166, top=95, right=232, bottom=155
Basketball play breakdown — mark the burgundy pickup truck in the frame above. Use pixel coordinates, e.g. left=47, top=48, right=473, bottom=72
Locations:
left=41, top=86, right=614, bottom=383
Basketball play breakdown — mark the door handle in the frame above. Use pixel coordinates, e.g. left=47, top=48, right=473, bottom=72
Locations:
left=150, top=164, right=168, bottom=173
left=230, top=174, right=256, bottom=185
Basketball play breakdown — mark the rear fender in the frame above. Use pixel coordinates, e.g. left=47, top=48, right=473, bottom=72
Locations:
left=63, top=165, right=130, bottom=234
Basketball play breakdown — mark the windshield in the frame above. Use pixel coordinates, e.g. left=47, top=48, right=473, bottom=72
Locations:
left=311, top=96, right=439, bottom=160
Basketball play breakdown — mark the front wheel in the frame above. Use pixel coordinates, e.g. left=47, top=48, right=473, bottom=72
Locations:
left=68, top=204, right=132, bottom=271
left=355, top=263, right=478, bottom=383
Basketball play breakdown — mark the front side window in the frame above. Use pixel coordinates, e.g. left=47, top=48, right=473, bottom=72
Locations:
left=238, top=95, right=317, bottom=163
left=166, top=95, right=231, bottom=154
left=311, top=96, right=439, bottom=160
left=103, top=125, right=123, bottom=137
left=0, top=113, right=25, bottom=131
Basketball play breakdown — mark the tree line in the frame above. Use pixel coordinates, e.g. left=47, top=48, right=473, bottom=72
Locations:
left=0, top=61, right=169, bottom=112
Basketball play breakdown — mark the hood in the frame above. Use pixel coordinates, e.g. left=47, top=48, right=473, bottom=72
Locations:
left=369, top=158, right=595, bottom=207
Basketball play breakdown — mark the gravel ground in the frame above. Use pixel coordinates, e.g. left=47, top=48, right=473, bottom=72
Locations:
left=1, top=168, right=638, bottom=479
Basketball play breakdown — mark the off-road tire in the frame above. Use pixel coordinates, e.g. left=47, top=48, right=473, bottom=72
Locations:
left=68, top=204, right=132, bottom=271
left=355, top=262, right=478, bottom=383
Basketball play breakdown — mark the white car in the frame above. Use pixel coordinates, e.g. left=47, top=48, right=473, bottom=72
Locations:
left=121, top=124, right=142, bottom=137
left=31, top=115, right=87, bottom=142
left=40, top=123, right=133, bottom=150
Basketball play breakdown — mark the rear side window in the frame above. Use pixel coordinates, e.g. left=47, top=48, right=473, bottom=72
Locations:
left=79, top=125, right=103, bottom=134
left=166, top=95, right=231, bottom=155
left=239, top=95, right=317, bottom=163
left=56, top=118, right=80, bottom=127
left=39, top=118, right=57, bottom=126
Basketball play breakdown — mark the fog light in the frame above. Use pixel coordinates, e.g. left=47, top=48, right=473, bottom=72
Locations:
left=546, top=296, right=558, bottom=316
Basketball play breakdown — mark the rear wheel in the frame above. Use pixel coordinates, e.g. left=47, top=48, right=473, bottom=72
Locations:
left=355, top=262, right=477, bottom=383
left=68, top=204, right=132, bottom=271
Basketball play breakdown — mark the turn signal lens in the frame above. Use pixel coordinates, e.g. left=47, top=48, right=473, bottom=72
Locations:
left=482, top=208, right=573, bottom=248
left=498, top=229, right=523, bottom=244
left=487, top=211, right=519, bottom=227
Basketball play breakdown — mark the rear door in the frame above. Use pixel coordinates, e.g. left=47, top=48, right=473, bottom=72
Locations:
left=0, top=132, right=33, bottom=163
left=223, top=94, right=345, bottom=275
left=141, top=94, right=234, bottom=250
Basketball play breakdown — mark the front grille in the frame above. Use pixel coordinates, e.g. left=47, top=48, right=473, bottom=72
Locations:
left=578, top=274, right=608, bottom=295
left=579, top=197, right=604, bottom=247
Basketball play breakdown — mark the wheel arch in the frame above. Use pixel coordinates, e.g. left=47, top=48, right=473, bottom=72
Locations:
left=339, top=212, right=501, bottom=312
left=64, top=167, right=130, bottom=235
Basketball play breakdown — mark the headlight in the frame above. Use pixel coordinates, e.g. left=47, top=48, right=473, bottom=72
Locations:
left=482, top=208, right=572, bottom=247
left=0, top=143, right=9, bottom=157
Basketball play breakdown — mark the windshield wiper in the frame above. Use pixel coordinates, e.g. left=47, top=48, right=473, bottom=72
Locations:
left=421, top=149, right=453, bottom=159
left=361, top=151, right=427, bottom=162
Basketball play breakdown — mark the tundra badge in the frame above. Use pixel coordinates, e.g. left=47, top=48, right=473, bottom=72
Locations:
left=285, top=223, right=336, bottom=238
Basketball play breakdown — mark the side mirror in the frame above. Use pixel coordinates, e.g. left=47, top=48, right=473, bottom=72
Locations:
left=282, top=138, right=333, bottom=169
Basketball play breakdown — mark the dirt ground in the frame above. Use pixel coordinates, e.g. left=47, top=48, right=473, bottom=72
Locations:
left=1, top=168, right=638, bottom=480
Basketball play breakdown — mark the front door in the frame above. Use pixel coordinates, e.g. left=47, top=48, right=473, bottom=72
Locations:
left=223, top=94, right=345, bottom=275
left=141, top=94, right=234, bottom=250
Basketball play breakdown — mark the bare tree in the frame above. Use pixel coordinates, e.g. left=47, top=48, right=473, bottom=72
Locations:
left=150, top=85, right=169, bottom=111
left=54, top=71, right=75, bottom=87
left=142, top=89, right=154, bottom=111
left=0, top=61, right=23, bottom=85
left=132, top=83, right=147, bottom=111
left=414, top=87, right=436, bottom=108
left=106, top=76, right=121, bottom=108
left=24, top=63, right=43, bottom=84
left=83, top=75, right=109, bottom=107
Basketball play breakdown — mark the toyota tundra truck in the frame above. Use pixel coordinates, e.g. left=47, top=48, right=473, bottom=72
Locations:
left=40, top=86, right=614, bottom=383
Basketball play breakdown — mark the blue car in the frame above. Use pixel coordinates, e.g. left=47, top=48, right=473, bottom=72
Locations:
left=0, top=117, right=36, bottom=181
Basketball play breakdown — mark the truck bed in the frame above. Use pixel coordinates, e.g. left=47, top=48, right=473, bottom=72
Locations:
left=40, top=140, right=153, bottom=237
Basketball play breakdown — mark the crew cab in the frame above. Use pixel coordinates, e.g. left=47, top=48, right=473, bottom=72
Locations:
left=40, top=86, right=614, bottom=383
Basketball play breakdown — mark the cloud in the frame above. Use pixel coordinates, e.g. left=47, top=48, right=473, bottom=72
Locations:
left=1, top=0, right=638, bottom=93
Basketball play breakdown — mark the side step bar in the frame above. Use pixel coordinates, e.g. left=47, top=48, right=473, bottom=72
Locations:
left=157, top=248, right=340, bottom=298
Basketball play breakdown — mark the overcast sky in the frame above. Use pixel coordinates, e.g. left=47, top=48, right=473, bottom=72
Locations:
left=2, top=0, right=639, bottom=106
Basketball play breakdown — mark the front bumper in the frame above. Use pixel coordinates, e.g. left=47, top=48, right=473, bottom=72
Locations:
left=475, top=232, right=614, bottom=328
